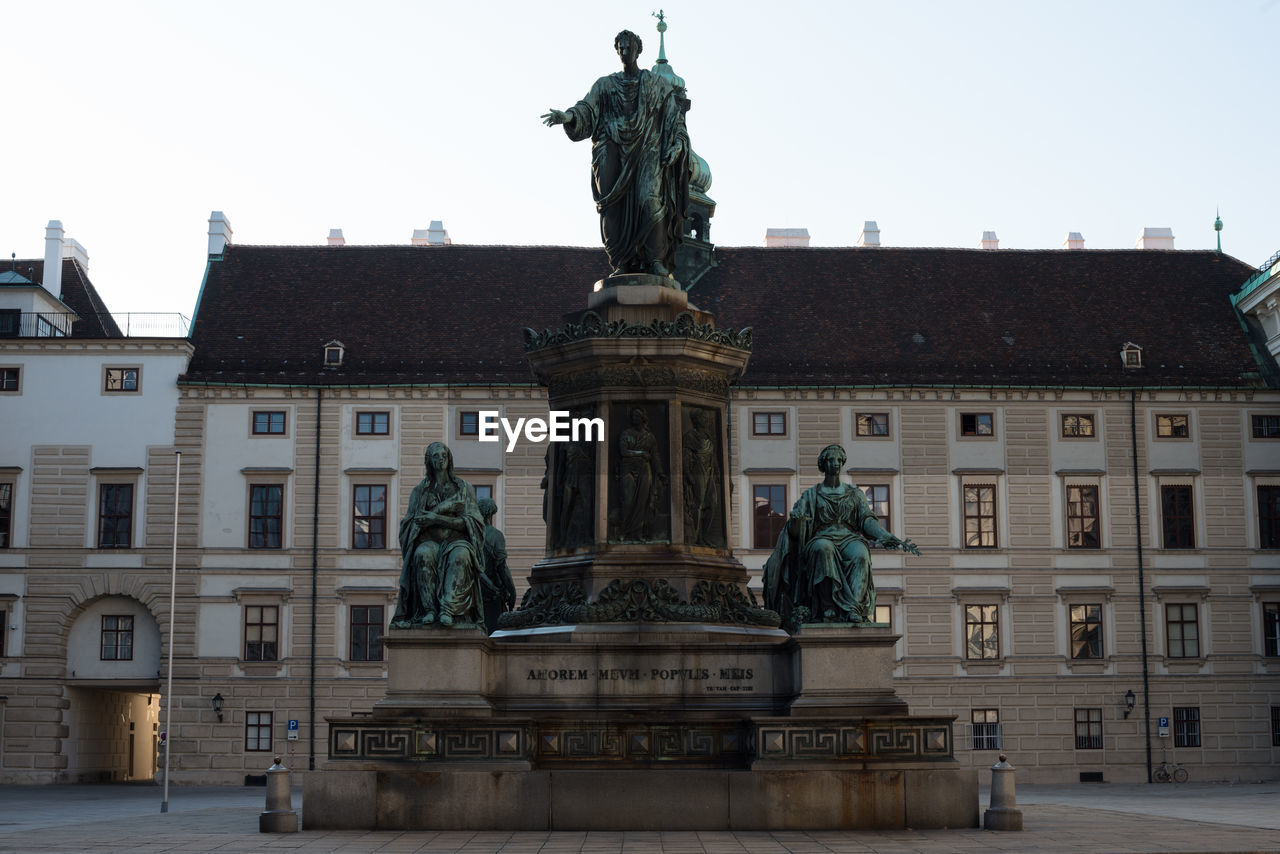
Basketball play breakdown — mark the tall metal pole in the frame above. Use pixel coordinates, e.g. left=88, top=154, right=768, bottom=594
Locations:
left=161, top=450, right=181, bottom=813
left=1130, top=391, right=1153, bottom=783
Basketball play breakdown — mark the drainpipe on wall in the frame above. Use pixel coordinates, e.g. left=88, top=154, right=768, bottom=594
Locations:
left=310, top=389, right=322, bottom=771
left=1130, top=389, right=1153, bottom=784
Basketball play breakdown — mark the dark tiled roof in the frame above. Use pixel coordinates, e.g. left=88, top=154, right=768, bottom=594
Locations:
left=185, top=244, right=1272, bottom=388
left=8, top=258, right=123, bottom=338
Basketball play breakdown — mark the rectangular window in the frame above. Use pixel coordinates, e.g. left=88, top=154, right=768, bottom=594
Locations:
left=97, top=484, right=133, bottom=548
left=352, top=485, right=387, bottom=550
left=1066, top=485, right=1101, bottom=549
left=960, top=412, right=994, bottom=437
left=971, top=709, right=1001, bottom=750
left=1173, top=707, right=1201, bottom=748
left=0, top=482, right=11, bottom=548
left=753, top=484, right=787, bottom=549
left=103, top=367, right=140, bottom=393
left=1251, top=415, right=1280, bottom=439
left=0, top=367, right=19, bottom=392
left=1061, top=414, right=1096, bottom=438
left=1070, top=604, right=1103, bottom=660
left=252, top=411, right=286, bottom=435
left=963, top=484, right=997, bottom=548
left=474, top=484, right=493, bottom=502
left=855, top=413, right=889, bottom=437
left=1165, top=603, right=1200, bottom=659
left=244, top=605, right=279, bottom=661
left=356, top=411, right=390, bottom=436
left=1272, top=707, right=1280, bottom=747
left=1156, top=414, right=1189, bottom=438
left=1263, top=603, right=1279, bottom=658
left=964, top=604, right=1000, bottom=660
left=1074, top=708, right=1103, bottom=749
left=752, top=412, right=786, bottom=436
left=458, top=411, right=479, bottom=437
left=249, top=485, right=283, bottom=549
left=245, top=711, right=272, bottom=752
left=1259, top=486, right=1280, bottom=549
left=0, top=310, right=18, bottom=337
left=350, top=605, right=385, bottom=662
left=874, top=604, right=892, bottom=628
left=100, top=615, right=134, bottom=661
left=861, top=484, right=890, bottom=534
left=1161, top=485, right=1195, bottom=549
left=0, top=608, right=5, bottom=656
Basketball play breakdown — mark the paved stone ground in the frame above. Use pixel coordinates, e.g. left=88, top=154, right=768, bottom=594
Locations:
left=0, top=782, right=1277, bottom=853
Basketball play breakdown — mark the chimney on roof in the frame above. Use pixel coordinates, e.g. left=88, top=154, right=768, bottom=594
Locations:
left=412, top=221, right=451, bottom=246
left=1063, top=232, right=1085, bottom=250
left=327, top=229, right=345, bottom=247
left=1135, top=227, right=1174, bottom=250
left=857, top=221, right=880, bottom=247
left=63, top=238, right=89, bottom=270
left=980, top=231, right=999, bottom=250
left=43, top=220, right=64, bottom=296
left=765, top=227, right=810, bottom=248
left=208, top=211, right=233, bottom=255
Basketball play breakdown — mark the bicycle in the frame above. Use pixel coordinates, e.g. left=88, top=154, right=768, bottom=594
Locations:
left=1153, top=760, right=1189, bottom=783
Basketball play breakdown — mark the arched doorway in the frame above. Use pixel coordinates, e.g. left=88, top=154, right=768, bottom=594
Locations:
left=64, top=595, right=162, bottom=782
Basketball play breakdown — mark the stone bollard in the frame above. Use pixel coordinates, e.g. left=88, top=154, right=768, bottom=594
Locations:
left=983, top=753, right=1023, bottom=831
left=259, top=756, right=299, bottom=833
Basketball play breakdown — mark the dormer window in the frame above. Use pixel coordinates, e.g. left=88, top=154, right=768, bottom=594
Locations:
left=323, top=340, right=345, bottom=368
left=1121, top=342, right=1143, bottom=369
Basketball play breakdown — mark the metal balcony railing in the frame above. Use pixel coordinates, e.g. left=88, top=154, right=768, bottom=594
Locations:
left=1232, top=248, right=1280, bottom=307
left=0, top=311, right=190, bottom=338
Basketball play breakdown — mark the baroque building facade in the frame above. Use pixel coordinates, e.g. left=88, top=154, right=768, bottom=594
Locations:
left=1, top=214, right=1278, bottom=785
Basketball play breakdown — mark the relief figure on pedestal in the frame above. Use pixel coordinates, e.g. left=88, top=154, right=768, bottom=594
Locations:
left=391, top=442, right=486, bottom=629
left=763, top=444, right=919, bottom=626
left=552, top=414, right=596, bottom=550
left=615, top=406, right=667, bottom=542
left=477, top=498, right=517, bottom=634
left=541, top=29, right=690, bottom=278
left=682, top=407, right=723, bottom=548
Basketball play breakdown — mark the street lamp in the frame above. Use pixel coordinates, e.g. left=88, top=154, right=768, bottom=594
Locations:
left=212, top=693, right=224, bottom=723
left=1123, top=689, right=1136, bottom=719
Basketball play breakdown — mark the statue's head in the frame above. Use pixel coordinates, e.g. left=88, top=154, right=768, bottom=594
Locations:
left=630, top=406, right=647, bottom=427
left=690, top=409, right=709, bottom=429
left=615, top=29, right=642, bottom=60
left=424, top=441, right=455, bottom=482
left=817, top=444, right=846, bottom=475
left=478, top=497, right=498, bottom=521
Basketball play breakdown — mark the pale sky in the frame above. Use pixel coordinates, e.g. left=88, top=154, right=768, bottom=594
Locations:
left=4, top=0, right=1278, bottom=317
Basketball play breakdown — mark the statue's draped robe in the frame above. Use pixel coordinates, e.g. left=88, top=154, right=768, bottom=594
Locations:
left=480, top=523, right=516, bottom=633
left=762, top=483, right=877, bottom=623
left=393, top=477, right=485, bottom=626
left=565, top=69, right=690, bottom=274
left=617, top=425, right=661, bottom=541
left=682, top=425, right=719, bottom=546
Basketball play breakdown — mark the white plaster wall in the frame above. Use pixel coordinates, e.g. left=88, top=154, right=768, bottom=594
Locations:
left=946, top=407, right=1006, bottom=471
left=449, top=404, right=507, bottom=470
left=339, top=404, right=401, bottom=469
left=843, top=407, right=901, bottom=471
left=202, top=404, right=296, bottom=548
left=737, top=406, right=798, bottom=471
left=0, top=349, right=186, bottom=465
left=1049, top=408, right=1107, bottom=472
left=1146, top=411, right=1201, bottom=471
left=66, top=595, right=161, bottom=680
left=197, top=602, right=242, bottom=657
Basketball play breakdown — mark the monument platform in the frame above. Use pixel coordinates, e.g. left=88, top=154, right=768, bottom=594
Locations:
left=304, top=624, right=977, bottom=830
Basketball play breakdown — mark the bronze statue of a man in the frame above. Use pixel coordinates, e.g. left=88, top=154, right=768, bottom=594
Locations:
left=542, top=29, right=691, bottom=279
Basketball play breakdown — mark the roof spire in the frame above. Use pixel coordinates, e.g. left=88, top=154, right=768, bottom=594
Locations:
left=653, top=9, right=668, bottom=64
left=1214, top=207, right=1223, bottom=254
